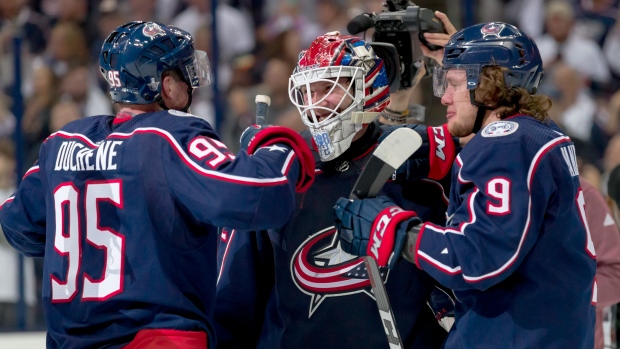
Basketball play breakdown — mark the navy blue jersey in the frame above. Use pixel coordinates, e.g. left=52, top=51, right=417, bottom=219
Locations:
left=215, top=122, right=451, bottom=349
left=0, top=110, right=304, bottom=348
left=416, top=117, right=596, bottom=348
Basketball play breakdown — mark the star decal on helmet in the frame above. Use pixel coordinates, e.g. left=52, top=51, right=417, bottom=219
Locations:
left=480, top=23, right=505, bottom=38
left=142, top=22, right=166, bottom=39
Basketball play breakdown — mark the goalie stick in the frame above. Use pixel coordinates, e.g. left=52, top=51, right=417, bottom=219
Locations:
left=349, top=127, right=423, bottom=349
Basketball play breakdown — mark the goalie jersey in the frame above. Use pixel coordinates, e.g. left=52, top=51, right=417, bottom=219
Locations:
left=0, top=110, right=304, bottom=348
left=417, top=116, right=596, bottom=348
left=214, top=122, right=452, bottom=349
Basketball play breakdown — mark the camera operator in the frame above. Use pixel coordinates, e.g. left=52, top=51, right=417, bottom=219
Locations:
left=376, top=10, right=457, bottom=125
left=213, top=8, right=459, bottom=349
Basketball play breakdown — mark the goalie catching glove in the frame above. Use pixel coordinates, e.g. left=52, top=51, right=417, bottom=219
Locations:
left=379, top=123, right=458, bottom=181
left=334, top=196, right=422, bottom=269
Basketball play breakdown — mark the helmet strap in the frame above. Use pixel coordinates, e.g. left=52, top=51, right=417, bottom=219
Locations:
left=469, top=89, right=488, bottom=134
left=179, top=85, right=193, bottom=113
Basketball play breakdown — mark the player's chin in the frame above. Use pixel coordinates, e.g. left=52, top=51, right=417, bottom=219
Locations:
left=448, top=120, right=472, bottom=138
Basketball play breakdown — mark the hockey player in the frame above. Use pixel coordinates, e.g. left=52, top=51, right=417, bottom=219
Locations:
left=0, top=21, right=315, bottom=348
left=213, top=22, right=460, bottom=349
left=334, top=22, right=596, bottom=348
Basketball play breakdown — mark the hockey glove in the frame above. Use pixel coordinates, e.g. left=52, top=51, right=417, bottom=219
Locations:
left=379, top=123, right=458, bottom=181
left=428, top=286, right=456, bottom=332
left=334, top=196, right=421, bottom=269
left=240, top=124, right=316, bottom=192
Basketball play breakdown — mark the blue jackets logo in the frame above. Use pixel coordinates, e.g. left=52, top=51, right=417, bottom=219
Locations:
left=291, top=227, right=389, bottom=317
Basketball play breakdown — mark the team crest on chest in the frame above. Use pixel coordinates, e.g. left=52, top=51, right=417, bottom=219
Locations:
left=169, top=110, right=196, bottom=117
left=291, top=227, right=390, bottom=317
left=481, top=120, right=519, bottom=137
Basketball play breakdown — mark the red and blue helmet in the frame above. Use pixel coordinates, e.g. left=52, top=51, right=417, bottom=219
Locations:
left=433, top=22, right=544, bottom=97
left=99, top=21, right=211, bottom=105
left=288, top=33, right=390, bottom=161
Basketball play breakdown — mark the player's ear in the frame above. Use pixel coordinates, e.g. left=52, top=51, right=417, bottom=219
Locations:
left=160, top=75, right=175, bottom=100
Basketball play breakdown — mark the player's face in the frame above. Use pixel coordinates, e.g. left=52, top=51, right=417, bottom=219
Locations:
left=299, top=77, right=353, bottom=123
left=440, top=69, right=478, bottom=138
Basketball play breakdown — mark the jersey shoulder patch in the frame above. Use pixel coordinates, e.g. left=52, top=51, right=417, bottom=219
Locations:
left=168, top=109, right=197, bottom=118
left=481, top=120, right=519, bottom=137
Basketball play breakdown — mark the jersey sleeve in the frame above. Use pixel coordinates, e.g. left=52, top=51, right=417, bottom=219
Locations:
left=214, top=228, right=274, bottom=348
left=161, top=129, right=302, bottom=230
left=0, top=164, right=46, bottom=257
left=414, top=138, right=550, bottom=291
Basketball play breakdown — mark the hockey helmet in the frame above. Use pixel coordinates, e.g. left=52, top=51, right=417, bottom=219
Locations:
left=99, top=21, right=211, bottom=105
left=433, top=22, right=543, bottom=98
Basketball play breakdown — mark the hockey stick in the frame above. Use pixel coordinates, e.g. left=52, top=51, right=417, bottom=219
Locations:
left=255, top=95, right=271, bottom=126
left=349, top=127, right=423, bottom=349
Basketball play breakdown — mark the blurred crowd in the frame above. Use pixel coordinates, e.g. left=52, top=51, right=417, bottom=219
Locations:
left=0, top=0, right=619, bottom=335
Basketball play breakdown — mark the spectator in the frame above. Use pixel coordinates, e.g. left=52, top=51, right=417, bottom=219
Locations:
left=171, top=0, right=255, bottom=91
left=0, top=139, right=36, bottom=331
left=573, top=0, right=619, bottom=47
left=259, top=0, right=321, bottom=50
left=315, top=0, right=350, bottom=35
left=48, top=100, right=81, bottom=133
left=22, top=65, right=57, bottom=168
left=609, top=164, right=620, bottom=224
left=49, top=0, right=99, bottom=60
left=36, top=21, right=88, bottom=78
left=581, top=177, right=620, bottom=349
left=59, top=66, right=112, bottom=117
left=0, top=0, right=50, bottom=97
left=548, top=63, right=599, bottom=164
left=0, top=93, right=15, bottom=141
left=535, top=0, right=611, bottom=85
left=603, top=11, right=620, bottom=87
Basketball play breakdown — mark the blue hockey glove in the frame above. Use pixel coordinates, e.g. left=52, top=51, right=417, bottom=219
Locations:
left=334, top=196, right=421, bottom=269
left=429, top=286, right=456, bottom=332
left=379, top=123, right=459, bottom=181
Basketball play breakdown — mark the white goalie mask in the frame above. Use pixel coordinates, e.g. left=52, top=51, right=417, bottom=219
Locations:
left=288, top=33, right=390, bottom=161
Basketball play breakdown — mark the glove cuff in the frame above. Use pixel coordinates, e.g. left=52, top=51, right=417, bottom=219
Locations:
left=247, top=126, right=316, bottom=193
left=367, top=207, right=418, bottom=267
left=427, top=124, right=456, bottom=180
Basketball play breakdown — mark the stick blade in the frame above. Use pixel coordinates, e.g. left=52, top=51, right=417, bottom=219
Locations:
left=350, top=128, right=423, bottom=199
left=373, top=128, right=423, bottom=169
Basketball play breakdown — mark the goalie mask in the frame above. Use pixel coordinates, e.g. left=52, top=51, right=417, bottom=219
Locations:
left=289, top=33, right=389, bottom=161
